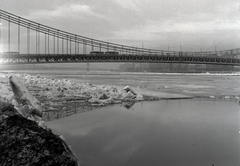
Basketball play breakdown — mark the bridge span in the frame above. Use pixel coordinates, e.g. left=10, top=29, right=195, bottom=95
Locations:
left=1, top=53, right=240, bottom=66
left=0, top=9, right=239, bottom=66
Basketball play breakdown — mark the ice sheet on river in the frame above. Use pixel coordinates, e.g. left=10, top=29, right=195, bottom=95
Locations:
left=0, top=73, right=144, bottom=109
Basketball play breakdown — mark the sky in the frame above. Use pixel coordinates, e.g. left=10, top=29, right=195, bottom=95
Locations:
left=0, top=0, right=240, bottom=52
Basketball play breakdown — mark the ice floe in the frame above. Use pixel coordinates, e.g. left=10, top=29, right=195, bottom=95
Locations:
left=0, top=73, right=144, bottom=110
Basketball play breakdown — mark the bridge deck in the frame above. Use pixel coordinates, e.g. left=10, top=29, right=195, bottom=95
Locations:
left=0, top=54, right=240, bottom=66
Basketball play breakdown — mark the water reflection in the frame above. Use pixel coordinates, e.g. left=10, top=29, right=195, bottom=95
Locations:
left=122, top=101, right=135, bottom=109
left=48, top=99, right=240, bottom=166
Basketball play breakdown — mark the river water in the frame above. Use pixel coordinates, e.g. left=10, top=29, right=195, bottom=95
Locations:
left=48, top=99, right=240, bottom=166
left=2, top=69, right=240, bottom=165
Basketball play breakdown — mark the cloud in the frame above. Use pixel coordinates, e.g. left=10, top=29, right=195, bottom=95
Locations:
left=150, top=20, right=240, bottom=34
left=113, top=0, right=141, bottom=12
left=113, top=18, right=240, bottom=41
left=1, top=0, right=239, bottom=51
left=111, top=0, right=240, bottom=50
left=27, top=4, right=103, bottom=20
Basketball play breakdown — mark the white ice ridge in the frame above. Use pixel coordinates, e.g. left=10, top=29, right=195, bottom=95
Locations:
left=0, top=73, right=143, bottom=108
left=9, top=75, right=43, bottom=117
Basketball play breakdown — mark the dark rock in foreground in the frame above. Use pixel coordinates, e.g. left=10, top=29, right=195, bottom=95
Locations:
left=0, top=75, right=79, bottom=165
left=0, top=112, right=78, bottom=166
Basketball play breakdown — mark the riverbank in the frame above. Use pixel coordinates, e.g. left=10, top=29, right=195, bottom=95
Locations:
left=0, top=75, right=79, bottom=165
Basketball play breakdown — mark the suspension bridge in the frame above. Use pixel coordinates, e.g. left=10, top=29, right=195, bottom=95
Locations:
left=0, top=9, right=239, bottom=66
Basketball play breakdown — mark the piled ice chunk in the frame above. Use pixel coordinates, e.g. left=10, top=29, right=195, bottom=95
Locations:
left=0, top=73, right=144, bottom=108
left=9, top=76, right=43, bottom=117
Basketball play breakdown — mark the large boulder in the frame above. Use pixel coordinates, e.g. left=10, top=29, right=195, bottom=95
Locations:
left=0, top=76, right=79, bottom=166
left=0, top=113, right=78, bottom=166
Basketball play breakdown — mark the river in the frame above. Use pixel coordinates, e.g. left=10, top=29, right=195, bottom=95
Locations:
left=2, top=69, right=240, bottom=165
left=48, top=99, right=240, bottom=166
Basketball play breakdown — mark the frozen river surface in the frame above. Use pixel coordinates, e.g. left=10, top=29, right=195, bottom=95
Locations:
left=4, top=69, right=240, bottom=98
left=48, top=99, right=240, bottom=166
left=45, top=71, right=240, bottom=97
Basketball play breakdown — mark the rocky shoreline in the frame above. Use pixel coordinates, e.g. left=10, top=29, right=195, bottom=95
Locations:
left=0, top=113, right=79, bottom=166
left=0, top=75, right=79, bottom=165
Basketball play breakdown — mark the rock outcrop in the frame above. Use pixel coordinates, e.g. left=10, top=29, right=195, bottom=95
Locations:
left=0, top=112, right=78, bottom=166
left=0, top=76, right=79, bottom=166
